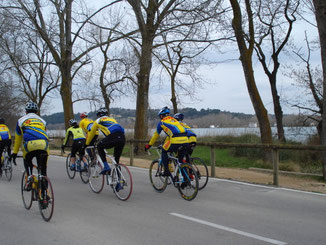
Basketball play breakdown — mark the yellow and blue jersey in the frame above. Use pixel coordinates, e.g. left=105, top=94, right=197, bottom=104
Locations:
left=86, top=116, right=124, bottom=145
left=149, top=116, right=189, bottom=150
left=181, top=122, right=197, bottom=143
left=79, top=118, right=99, bottom=136
left=13, top=113, right=48, bottom=154
left=0, top=124, right=11, bottom=141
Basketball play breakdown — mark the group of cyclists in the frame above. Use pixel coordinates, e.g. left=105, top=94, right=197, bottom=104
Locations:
left=0, top=102, right=196, bottom=196
left=145, top=106, right=197, bottom=185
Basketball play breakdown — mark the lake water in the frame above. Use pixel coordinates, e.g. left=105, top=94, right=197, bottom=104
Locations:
left=48, top=126, right=317, bottom=143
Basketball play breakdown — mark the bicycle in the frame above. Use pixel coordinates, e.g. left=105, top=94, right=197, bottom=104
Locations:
left=189, top=157, right=209, bottom=190
left=65, top=151, right=89, bottom=184
left=148, top=145, right=199, bottom=201
left=20, top=162, right=54, bottom=222
left=1, top=146, right=13, bottom=181
left=86, top=146, right=133, bottom=201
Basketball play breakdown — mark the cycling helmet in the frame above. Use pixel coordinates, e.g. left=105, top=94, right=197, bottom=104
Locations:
left=96, top=107, right=108, bottom=117
left=69, top=119, right=77, bottom=126
left=158, top=106, right=170, bottom=117
left=25, top=101, right=38, bottom=113
left=173, top=113, right=184, bottom=121
left=0, top=118, right=4, bottom=124
left=80, top=112, right=88, bottom=119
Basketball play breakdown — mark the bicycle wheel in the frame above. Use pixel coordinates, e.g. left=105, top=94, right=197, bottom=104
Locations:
left=37, top=176, right=54, bottom=222
left=149, top=159, right=167, bottom=192
left=176, top=163, right=199, bottom=201
left=88, top=160, right=104, bottom=193
left=79, top=158, right=90, bottom=184
left=112, top=163, right=133, bottom=201
left=21, top=171, right=33, bottom=210
left=191, top=157, right=209, bottom=190
left=3, top=154, right=12, bottom=181
left=66, top=153, right=76, bottom=179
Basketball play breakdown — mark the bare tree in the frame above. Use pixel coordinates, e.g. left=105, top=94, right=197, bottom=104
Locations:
left=125, top=0, right=224, bottom=153
left=153, top=32, right=212, bottom=114
left=285, top=32, right=322, bottom=136
left=0, top=14, right=60, bottom=115
left=253, top=0, right=299, bottom=142
left=0, top=0, right=122, bottom=128
left=311, top=0, right=326, bottom=179
left=229, top=0, right=273, bottom=159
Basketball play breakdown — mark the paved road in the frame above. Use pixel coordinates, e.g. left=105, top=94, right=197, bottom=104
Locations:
left=0, top=156, right=326, bottom=245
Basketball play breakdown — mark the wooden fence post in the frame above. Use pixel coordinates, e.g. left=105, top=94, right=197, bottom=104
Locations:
left=130, top=141, right=134, bottom=166
left=210, top=146, right=216, bottom=177
left=272, top=148, right=279, bottom=186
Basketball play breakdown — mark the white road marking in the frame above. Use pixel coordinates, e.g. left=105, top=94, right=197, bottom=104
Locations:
left=170, top=212, right=288, bottom=245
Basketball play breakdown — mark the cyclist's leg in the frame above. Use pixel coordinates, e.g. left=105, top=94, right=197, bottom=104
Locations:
left=6, top=139, right=12, bottom=157
left=113, top=133, right=125, bottom=164
left=35, top=150, right=49, bottom=203
left=24, top=153, right=34, bottom=177
left=70, top=141, right=78, bottom=167
left=78, top=139, right=87, bottom=167
left=87, top=135, right=98, bottom=162
left=97, top=138, right=111, bottom=174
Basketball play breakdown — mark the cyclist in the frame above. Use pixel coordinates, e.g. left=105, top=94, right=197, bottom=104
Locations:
left=173, top=112, right=197, bottom=161
left=79, top=112, right=98, bottom=163
left=145, top=107, right=189, bottom=182
left=0, top=118, right=12, bottom=176
left=61, top=119, right=87, bottom=171
left=86, top=107, right=125, bottom=177
left=10, top=102, right=49, bottom=207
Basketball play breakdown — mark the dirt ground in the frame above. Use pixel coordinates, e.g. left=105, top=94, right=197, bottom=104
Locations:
left=121, top=157, right=326, bottom=194
left=53, top=151, right=326, bottom=194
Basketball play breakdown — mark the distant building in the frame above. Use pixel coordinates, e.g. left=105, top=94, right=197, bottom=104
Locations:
left=209, top=125, right=215, bottom=128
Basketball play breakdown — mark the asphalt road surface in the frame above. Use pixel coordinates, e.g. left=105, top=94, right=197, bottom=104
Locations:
left=0, top=155, right=326, bottom=245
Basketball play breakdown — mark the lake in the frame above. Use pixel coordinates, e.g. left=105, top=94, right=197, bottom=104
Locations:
left=48, top=126, right=317, bottom=143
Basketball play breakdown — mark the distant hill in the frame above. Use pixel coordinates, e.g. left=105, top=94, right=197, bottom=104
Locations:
left=43, top=107, right=254, bottom=126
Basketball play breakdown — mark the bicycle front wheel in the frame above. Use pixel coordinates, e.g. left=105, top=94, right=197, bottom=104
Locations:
left=4, top=156, right=12, bottom=181
left=191, top=157, right=209, bottom=190
left=66, top=154, right=76, bottom=179
left=21, top=171, right=33, bottom=210
left=88, top=160, right=104, bottom=193
left=79, top=159, right=90, bottom=184
left=176, top=163, right=199, bottom=201
left=112, top=163, right=133, bottom=201
left=149, top=160, right=167, bottom=192
left=38, top=176, right=54, bottom=222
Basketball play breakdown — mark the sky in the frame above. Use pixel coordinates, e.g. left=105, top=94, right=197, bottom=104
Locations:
left=44, top=1, right=321, bottom=116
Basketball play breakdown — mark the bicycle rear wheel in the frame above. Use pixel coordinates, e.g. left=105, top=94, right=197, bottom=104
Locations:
left=191, top=157, right=209, bottom=190
left=38, top=176, right=54, bottom=222
left=79, top=158, right=90, bottom=184
left=21, top=171, right=33, bottom=210
left=66, top=153, right=76, bottom=179
left=149, top=160, right=167, bottom=192
left=112, top=163, right=133, bottom=201
left=4, top=154, right=12, bottom=181
left=88, top=160, right=104, bottom=193
left=176, top=163, right=199, bottom=201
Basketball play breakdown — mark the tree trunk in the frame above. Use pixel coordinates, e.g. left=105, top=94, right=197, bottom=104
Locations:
left=60, top=72, right=74, bottom=129
left=171, top=75, right=178, bottom=114
left=313, top=0, right=326, bottom=180
left=230, top=0, right=273, bottom=162
left=133, top=40, right=152, bottom=154
left=270, top=76, right=285, bottom=142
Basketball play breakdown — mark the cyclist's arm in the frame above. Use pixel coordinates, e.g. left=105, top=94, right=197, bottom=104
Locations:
left=13, top=132, right=22, bottom=154
left=86, top=121, right=98, bottom=145
left=62, top=129, right=72, bottom=147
